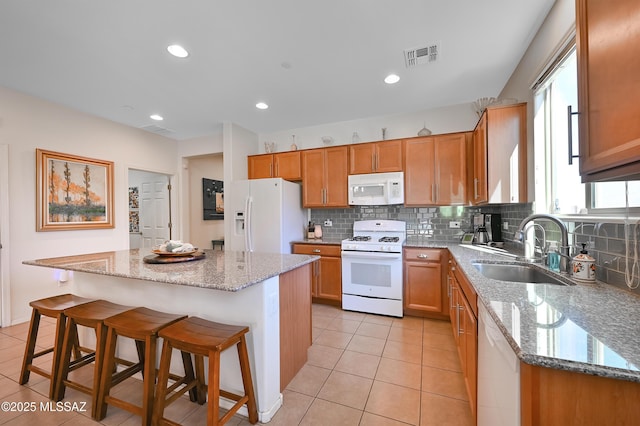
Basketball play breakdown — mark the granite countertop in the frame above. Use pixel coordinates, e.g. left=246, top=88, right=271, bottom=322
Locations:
left=405, top=237, right=640, bottom=382
left=291, top=238, right=344, bottom=245
left=23, top=249, right=319, bottom=292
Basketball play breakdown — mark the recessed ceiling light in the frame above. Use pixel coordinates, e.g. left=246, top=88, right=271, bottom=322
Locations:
left=167, top=44, right=189, bottom=58
left=384, top=74, right=400, bottom=84
left=256, top=102, right=269, bottom=110
left=150, top=114, right=164, bottom=121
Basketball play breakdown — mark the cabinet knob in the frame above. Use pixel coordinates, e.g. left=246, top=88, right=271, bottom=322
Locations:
left=417, top=254, right=429, bottom=258
left=313, top=249, right=321, bottom=253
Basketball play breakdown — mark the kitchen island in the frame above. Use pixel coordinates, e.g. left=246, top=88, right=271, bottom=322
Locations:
left=23, top=248, right=318, bottom=423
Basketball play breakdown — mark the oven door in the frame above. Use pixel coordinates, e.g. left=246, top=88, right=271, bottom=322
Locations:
left=341, top=250, right=403, bottom=300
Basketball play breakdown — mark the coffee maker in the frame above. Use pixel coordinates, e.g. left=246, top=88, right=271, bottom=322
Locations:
left=473, top=213, right=503, bottom=246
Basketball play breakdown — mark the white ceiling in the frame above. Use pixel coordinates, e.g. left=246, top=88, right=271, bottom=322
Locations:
left=0, top=0, right=556, bottom=140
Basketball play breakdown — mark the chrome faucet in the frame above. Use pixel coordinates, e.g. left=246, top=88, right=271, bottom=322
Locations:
left=521, top=222, right=547, bottom=262
left=516, top=214, right=570, bottom=273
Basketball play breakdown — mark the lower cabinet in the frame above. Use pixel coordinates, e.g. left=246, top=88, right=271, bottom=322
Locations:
left=292, top=243, right=342, bottom=304
left=448, top=256, right=478, bottom=420
left=403, top=248, right=449, bottom=319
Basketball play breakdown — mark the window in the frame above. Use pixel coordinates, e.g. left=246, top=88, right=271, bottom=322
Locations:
left=533, top=46, right=640, bottom=215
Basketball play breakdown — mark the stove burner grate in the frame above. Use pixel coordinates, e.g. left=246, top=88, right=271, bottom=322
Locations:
left=349, top=236, right=372, bottom=242
left=379, top=236, right=400, bottom=243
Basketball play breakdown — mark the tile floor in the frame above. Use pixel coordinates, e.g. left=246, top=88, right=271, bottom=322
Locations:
left=0, top=304, right=473, bottom=425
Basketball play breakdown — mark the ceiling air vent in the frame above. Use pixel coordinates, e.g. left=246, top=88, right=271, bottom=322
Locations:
left=140, top=124, right=174, bottom=137
left=404, top=42, right=441, bottom=68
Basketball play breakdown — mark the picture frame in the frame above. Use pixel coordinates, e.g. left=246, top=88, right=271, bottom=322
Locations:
left=36, top=149, right=114, bottom=231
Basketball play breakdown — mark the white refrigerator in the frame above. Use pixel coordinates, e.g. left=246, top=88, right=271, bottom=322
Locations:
left=227, top=178, right=306, bottom=253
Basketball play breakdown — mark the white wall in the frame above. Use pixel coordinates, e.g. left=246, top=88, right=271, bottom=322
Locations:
left=258, top=102, right=480, bottom=153
left=0, top=85, right=179, bottom=324
left=499, top=0, right=576, bottom=202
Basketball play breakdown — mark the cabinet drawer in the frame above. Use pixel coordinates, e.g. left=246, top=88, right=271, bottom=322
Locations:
left=404, top=248, right=442, bottom=262
left=292, top=244, right=341, bottom=257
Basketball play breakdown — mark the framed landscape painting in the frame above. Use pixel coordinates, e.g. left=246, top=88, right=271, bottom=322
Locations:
left=36, top=149, right=114, bottom=231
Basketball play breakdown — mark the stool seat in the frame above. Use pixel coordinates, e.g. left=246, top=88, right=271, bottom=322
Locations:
left=96, top=307, right=187, bottom=425
left=20, top=294, right=95, bottom=399
left=153, top=317, right=258, bottom=425
left=54, top=300, right=134, bottom=418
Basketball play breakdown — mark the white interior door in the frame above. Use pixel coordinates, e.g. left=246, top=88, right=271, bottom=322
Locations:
left=136, top=174, right=170, bottom=248
left=0, top=144, right=9, bottom=326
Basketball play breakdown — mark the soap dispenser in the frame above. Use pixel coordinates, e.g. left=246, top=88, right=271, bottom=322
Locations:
left=572, top=243, right=596, bottom=282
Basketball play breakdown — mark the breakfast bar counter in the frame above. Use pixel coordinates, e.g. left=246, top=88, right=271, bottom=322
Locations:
left=24, top=248, right=319, bottom=423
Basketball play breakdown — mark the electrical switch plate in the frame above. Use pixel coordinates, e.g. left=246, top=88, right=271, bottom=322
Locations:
left=449, top=221, right=461, bottom=229
left=503, top=221, right=509, bottom=231
left=324, top=219, right=332, bottom=227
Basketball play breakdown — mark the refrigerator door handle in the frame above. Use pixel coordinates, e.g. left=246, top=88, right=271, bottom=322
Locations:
left=246, top=196, right=254, bottom=252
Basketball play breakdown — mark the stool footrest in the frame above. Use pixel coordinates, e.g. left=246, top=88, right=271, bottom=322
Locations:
left=27, top=365, right=51, bottom=379
left=110, top=363, right=143, bottom=387
left=67, top=352, right=96, bottom=371
left=32, top=347, right=54, bottom=358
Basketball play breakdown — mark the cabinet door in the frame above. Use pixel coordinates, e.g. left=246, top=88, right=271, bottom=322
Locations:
left=404, top=261, right=442, bottom=313
left=375, top=140, right=404, bottom=172
left=463, top=298, right=478, bottom=418
left=349, top=144, right=376, bottom=174
left=248, top=154, right=273, bottom=179
left=472, top=114, right=488, bottom=204
left=302, top=149, right=326, bottom=207
left=434, top=133, right=467, bottom=205
left=274, top=151, right=302, bottom=180
left=324, top=146, right=348, bottom=207
left=317, top=256, right=342, bottom=301
left=577, top=0, right=640, bottom=181
left=404, top=137, right=436, bottom=206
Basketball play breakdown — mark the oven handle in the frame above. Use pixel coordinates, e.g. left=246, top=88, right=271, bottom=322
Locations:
left=341, top=251, right=402, bottom=260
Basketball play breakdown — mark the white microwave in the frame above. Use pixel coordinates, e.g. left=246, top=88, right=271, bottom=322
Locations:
left=348, top=172, right=405, bottom=206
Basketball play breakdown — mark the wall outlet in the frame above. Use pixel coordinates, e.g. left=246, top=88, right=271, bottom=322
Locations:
left=503, top=221, right=509, bottom=231
left=449, top=221, right=461, bottom=229
left=323, top=219, right=332, bottom=227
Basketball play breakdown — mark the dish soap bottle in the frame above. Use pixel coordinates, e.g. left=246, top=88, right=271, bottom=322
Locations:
left=572, top=243, right=596, bottom=282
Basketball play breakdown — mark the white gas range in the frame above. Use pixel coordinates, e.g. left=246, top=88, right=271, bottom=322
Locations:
left=341, top=220, right=406, bottom=317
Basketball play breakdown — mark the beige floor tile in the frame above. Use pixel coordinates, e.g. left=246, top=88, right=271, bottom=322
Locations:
left=312, top=326, right=323, bottom=342
left=300, top=398, right=362, bottom=426
left=392, top=316, right=424, bottom=330
left=0, top=375, right=24, bottom=399
left=0, top=335, right=24, bottom=350
left=336, top=310, right=367, bottom=322
left=422, top=346, right=462, bottom=372
left=388, top=326, right=423, bottom=345
left=312, top=304, right=341, bottom=319
left=421, top=366, right=468, bottom=401
left=362, top=314, right=395, bottom=326
left=423, top=331, right=457, bottom=352
left=361, top=412, right=414, bottom=426
left=382, top=340, right=423, bottom=364
left=1, top=322, right=31, bottom=338
left=355, top=322, right=391, bottom=340
left=0, top=344, right=27, bottom=363
left=327, top=317, right=362, bottom=334
left=365, top=381, right=421, bottom=425
left=314, top=329, right=353, bottom=349
left=266, top=389, right=314, bottom=426
left=334, top=350, right=381, bottom=379
left=421, top=392, right=474, bottom=426
left=311, top=315, right=333, bottom=329
left=375, top=357, right=422, bottom=390
left=0, top=387, right=49, bottom=423
left=317, top=370, right=373, bottom=410
left=346, top=335, right=386, bottom=356
left=423, top=318, right=453, bottom=336
left=286, top=364, right=331, bottom=397
left=307, top=344, right=344, bottom=370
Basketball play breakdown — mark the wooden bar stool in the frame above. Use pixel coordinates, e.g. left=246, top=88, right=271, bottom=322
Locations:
left=19, top=294, right=95, bottom=399
left=53, top=300, right=134, bottom=419
left=152, top=317, right=258, bottom=426
left=94, top=307, right=187, bottom=425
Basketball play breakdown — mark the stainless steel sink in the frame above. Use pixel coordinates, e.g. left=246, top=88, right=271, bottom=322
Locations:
left=472, top=262, right=572, bottom=285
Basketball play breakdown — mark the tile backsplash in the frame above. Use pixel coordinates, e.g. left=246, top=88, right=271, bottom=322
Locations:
left=310, top=203, right=640, bottom=296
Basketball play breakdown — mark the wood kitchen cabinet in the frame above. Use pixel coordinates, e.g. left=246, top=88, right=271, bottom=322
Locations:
left=349, top=139, right=403, bottom=174
left=471, top=103, right=527, bottom=204
left=292, top=243, right=342, bottom=304
left=403, top=248, right=448, bottom=319
left=248, top=151, right=302, bottom=181
left=576, top=0, right=640, bottom=181
left=404, top=133, right=468, bottom=206
left=301, top=146, right=348, bottom=208
left=448, top=256, right=477, bottom=419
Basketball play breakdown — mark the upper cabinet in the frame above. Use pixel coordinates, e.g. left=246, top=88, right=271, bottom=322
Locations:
left=302, top=146, right=348, bottom=208
left=404, top=133, right=469, bottom=206
left=576, top=0, right=640, bottom=181
left=349, top=140, right=403, bottom=174
left=248, top=152, right=302, bottom=181
left=472, top=103, right=527, bottom=204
